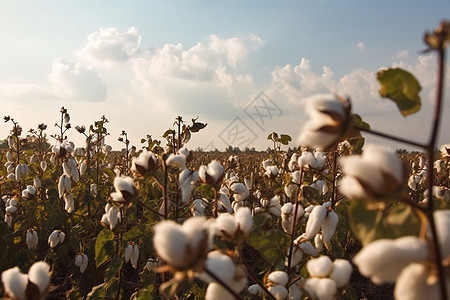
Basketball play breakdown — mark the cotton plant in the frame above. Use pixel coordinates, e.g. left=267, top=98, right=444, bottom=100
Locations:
left=26, top=228, right=39, bottom=250
left=110, top=176, right=139, bottom=204
left=179, top=168, right=199, bottom=204
left=1, top=261, right=52, bottom=300
left=48, top=229, right=65, bottom=248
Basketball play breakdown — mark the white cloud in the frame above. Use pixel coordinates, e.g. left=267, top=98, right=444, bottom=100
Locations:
left=49, top=58, right=107, bottom=102
left=80, top=27, right=141, bottom=64
left=357, top=42, right=366, bottom=50
left=396, top=50, right=409, bottom=59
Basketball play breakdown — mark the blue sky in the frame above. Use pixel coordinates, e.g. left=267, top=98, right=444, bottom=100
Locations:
left=0, top=1, right=449, bottom=151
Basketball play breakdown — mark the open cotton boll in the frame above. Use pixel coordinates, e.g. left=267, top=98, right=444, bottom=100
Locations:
left=166, top=154, right=187, bottom=170
left=215, top=213, right=238, bottom=237
left=269, top=285, right=289, bottom=300
left=218, top=193, right=232, bottom=213
left=299, top=241, right=318, bottom=257
left=1, top=266, right=28, bottom=300
left=199, top=251, right=236, bottom=284
left=430, top=210, right=450, bottom=258
left=153, top=221, right=189, bottom=269
left=353, top=236, right=428, bottom=284
left=307, top=256, right=333, bottom=278
left=321, top=211, right=339, bottom=244
left=205, top=282, right=235, bottom=300
left=315, top=278, right=338, bottom=300
left=329, top=259, right=352, bottom=288
left=314, top=233, right=324, bottom=252
left=26, top=229, right=39, bottom=250
left=248, top=284, right=263, bottom=296
left=234, top=207, right=253, bottom=235
left=267, top=271, right=289, bottom=286
left=305, top=205, right=327, bottom=239
left=394, top=263, right=449, bottom=300
left=181, top=217, right=208, bottom=257
left=28, top=261, right=51, bottom=295
left=231, top=183, right=250, bottom=202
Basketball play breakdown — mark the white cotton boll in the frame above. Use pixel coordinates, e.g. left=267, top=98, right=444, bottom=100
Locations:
left=166, top=154, right=186, bottom=170
left=248, top=284, right=263, bottom=296
left=288, top=282, right=303, bottom=300
left=1, top=266, right=28, bottom=300
left=431, top=210, right=450, bottom=258
left=408, top=175, right=420, bottom=191
left=291, top=171, right=301, bottom=184
left=305, top=205, right=327, bottom=239
left=269, top=285, right=289, bottom=300
left=153, top=219, right=198, bottom=269
left=321, top=211, right=338, bottom=244
left=101, top=213, right=110, bottom=227
left=284, top=184, right=298, bottom=198
left=216, top=213, right=238, bottom=237
left=200, top=251, right=236, bottom=284
left=287, top=246, right=304, bottom=267
left=299, top=241, right=318, bottom=257
left=75, top=254, right=83, bottom=267
left=7, top=173, right=15, bottom=181
left=5, top=213, right=12, bottom=227
left=419, top=156, right=426, bottom=169
left=80, top=254, right=88, bottom=273
left=394, top=263, right=447, bottom=300
left=338, top=175, right=372, bottom=200
left=26, top=229, right=39, bottom=250
left=179, top=147, right=190, bottom=159
left=329, top=259, right=352, bottom=288
left=30, top=154, right=38, bottom=164
left=58, top=231, right=65, bottom=244
left=125, top=244, right=133, bottom=263
left=114, top=176, right=136, bottom=197
left=353, top=236, right=428, bottom=284
left=315, top=278, right=337, bottom=300
left=205, top=282, right=235, bottom=300
left=64, top=193, right=75, bottom=213
left=208, top=160, right=224, bottom=183
left=269, top=196, right=282, bottom=217
left=307, top=256, right=333, bottom=278
left=6, top=205, right=17, bottom=214
left=131, top=245, right=139, bottom=269
left=244, top=178, right=252, bottom=190
left=107, top=207, right=120, bottom=230
left=231, top=183, right=250, bottom=202
left=218, top=193, right=233, bottom=213
left=6, top=151, right=12, bottom=162
left=305, top=205, right=315, bottom=213
left=28, top=261, right=51, bottom=295
left=314, top=234, right=324, bottom=253
left=434, top=159, right=444, bottom=173
left=40, top=160, right=48, bottom=171
left=288, top=153, right=298, bottom=171
left=298, top=152, right=314, bottom=169
left=80, top=162, right=87, bottom=176
left=268, top=271, right=289, bottom=286
left=234, top=207, right=253, bottom=235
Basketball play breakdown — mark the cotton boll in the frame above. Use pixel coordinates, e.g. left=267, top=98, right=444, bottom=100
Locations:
left=305, top=205, right=327, bottom=239
left=431, top=210, right=450, bottom=258
left=248, top=284, right=262, bottom=296
left=234, top=207, right=253, bottom=235
left=353, top=236, right=428, bottom=284
left=314, top=233, right=324, bottom=252
left=315, top=278, right=337, bottom=300
left=199, top=251, right=236, bottom=284
left=307, top=256, right=333, bottom=278
left=287, top=245, right=304, bottom=267
left=329, top=259, right=352, bottom=288
left=321, top=211, right=339, bottom=244
left=218, top=193, right=233, bottom=213
left=1, top=266, right=28, bottom=300
left=215, top=213, right=238, bottom=237
left=231, top=183, right=250, bottom=202
left=205, top=282, right=235, bottom=300
left=269, top=285, right=289, bottom=300
left=299, top=241, right=318, bottom=257
left=166, top=154, right=187, bottom=170
left=26, top=229, right=39, bottom=250
left=28, top=261, right=51, bottom=295
left=267, top=271, right=289, bottom=286
left=153, top=221, right=190, bottom=269
left=394, top=263, right=449, bottom=300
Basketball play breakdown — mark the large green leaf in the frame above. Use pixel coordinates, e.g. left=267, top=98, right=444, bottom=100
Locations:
left=95, top=228, right=115, bottom=268
left=122, top=224, right=146, bottom=247
left=247, top=227, right=290, bottom=269
left=347, top=199, right=421, bottom=246
left=377, top=68, right=422, bottom=117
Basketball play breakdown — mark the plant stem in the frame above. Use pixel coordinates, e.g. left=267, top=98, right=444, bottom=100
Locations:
left=426, top=47, right=447, bottom=300
left=287, top=168, right=304, bottom=271
left=354, top=125, right=427, bottom=149
left=331, top=145, right=337, bottom=208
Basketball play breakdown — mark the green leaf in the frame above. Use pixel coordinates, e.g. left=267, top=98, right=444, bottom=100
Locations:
left=279, top=134, right=292, bottom=145
left=247, top=228, right=290, bottom=269
left=104, top=256, right=123, bottom=283
left=189, top=121, right=207, bottom=133
left=95, top=228, right=115, bottom=268
left=377, top=68, right=422, bottom=117
left=130, top=284, right=154, bottom=300
left=122, top=225, right=146, bottom=247
left=347, top=199, right=420, bottom=246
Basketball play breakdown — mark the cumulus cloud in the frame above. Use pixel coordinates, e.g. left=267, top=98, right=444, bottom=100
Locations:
left=357, top=42, right=366, bottom=50
left=80, top=27, right=141, bottom=64
left=49, top=58, right=107, bottom=102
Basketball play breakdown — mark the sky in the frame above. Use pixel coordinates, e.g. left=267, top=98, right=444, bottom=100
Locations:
left=0, top=0, right=449, bottom=152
